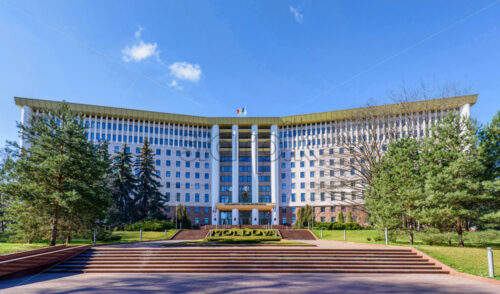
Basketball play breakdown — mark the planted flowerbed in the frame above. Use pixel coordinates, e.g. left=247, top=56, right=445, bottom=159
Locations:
left=207, top=229, right=281, bottom=242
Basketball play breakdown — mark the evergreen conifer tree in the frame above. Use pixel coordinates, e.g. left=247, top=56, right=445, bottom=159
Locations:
left=108, top=143, right=137, bottom=227
left=366, top=138, right=424, bottom=244
left=4, top=103, right=111, bottom=245
left=421, top=113, right=493, bottom=246
left=134, top=139, right=166, bottom=221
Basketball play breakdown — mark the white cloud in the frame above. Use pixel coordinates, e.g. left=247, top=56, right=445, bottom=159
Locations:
left=169, top=80, right=183, bottom=90
left=122, top=40, right=159, bottom=62
left=289, top=6, right=303, bottom=23
left=168, top=62, right=202, bottom=82
left=134, top=26, right=144, bottom=38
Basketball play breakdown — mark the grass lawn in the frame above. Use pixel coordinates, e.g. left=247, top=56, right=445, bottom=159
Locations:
left=0, top=230, right=178, bottom=255
left=0, top=243, right=48, bottom=255
left=313, top=229, right=500, bottom=280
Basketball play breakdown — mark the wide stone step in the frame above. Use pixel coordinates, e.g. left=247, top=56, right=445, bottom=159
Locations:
left=91, top=248, right=413, bottom=252
left=51, top=263, right=440, bottom=269
left=75, top=253, right=418, bottom=258
left=46, top=268, right=449, bottom=274
left=68, top=257, right=426, bottom=262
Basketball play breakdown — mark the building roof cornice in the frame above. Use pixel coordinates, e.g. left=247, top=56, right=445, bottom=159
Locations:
left=14, top=94, right=477, bottom=127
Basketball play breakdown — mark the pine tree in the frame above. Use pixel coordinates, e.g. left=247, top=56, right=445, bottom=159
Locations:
left=4, top=103, right=112, bottom=245
left=478, top=111, right=500, bottom=227
left=366, top=138, right=424, bottom=244
left=421, top=113, right=493, bottom=246
left=134, top=139, right=166, bottom=221
left=108, top=144, right=137, bottom=227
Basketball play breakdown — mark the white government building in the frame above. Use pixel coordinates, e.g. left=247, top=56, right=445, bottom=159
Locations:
left=15, top=95, right=476, bottom=226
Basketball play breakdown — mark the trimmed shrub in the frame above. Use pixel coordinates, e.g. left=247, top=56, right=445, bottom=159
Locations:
left=124, top=220, right=174, bottom=232
left=314, top=222, right=334, bottom=230
left=314, top=222, right=362, bottom=230
left=421, top=233, right=447, bottom=246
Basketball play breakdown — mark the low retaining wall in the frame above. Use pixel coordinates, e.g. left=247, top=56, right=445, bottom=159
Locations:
left=0, top=245, right=91, bottom=280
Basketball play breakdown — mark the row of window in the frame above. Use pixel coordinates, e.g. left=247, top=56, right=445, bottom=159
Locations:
left=165, top=182, right=210, bottom=190
left=220, top=166, right=271, bottom=172
left=85, top=121, right=210, bottom=138
left=166, top=192, right=210, bottom=203
left=91, top=133, right=211, bottom=148
left=155, top=160, right=210, bottom=169
left=283, top=192, right=362, bottom=202
left=289, top=169, right=356, bottom=179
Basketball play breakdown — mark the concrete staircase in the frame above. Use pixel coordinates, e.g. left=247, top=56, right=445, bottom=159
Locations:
left=171, top=229, right=208, bottom=240
left=279, top=229, right=317, bottom=240
left=46, top=247, right=449, bottom=274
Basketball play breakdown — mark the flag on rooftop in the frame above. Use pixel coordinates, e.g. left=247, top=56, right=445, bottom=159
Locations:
left=236, top=107, right=247, bottom=116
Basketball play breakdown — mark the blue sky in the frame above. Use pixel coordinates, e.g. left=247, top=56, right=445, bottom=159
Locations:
left=1, top=0, right=499, bottom=147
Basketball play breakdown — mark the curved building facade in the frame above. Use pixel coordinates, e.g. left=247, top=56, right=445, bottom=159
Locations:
left=15, top=95, right=476, bottom=226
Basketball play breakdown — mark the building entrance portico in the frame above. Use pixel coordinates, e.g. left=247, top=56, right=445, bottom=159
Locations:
left=216, top=203, right=276, bottom=226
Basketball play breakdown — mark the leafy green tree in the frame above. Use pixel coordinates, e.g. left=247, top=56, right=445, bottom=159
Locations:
left=337, top=211, right=344, bottom=223
left=134, top=139, right=166, bottom=221
left=421, top=113, right=493, bottom=246
left=366, top=138, right=424, bottom=244
left=4, top=103, right=112, bottom=245
left=175, top=204, right=191, bottom=229
left=295, top=205, right=312, bottom=229
left=347, top=211, right=352, bottom=223
left=107, top=144, right=137, bottom=228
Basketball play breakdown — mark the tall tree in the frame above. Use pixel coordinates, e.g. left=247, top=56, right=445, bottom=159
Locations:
left=295, top=205, right=312, bottom=229
left=4, top=103, right=111, bottom=245
left=421, top=113, right=493, bottom=246
left=107, top=144, right=137, bottom=227
left=134, top=139, right=166, bottom=221
left=315, top=81, right=472, bottom=220
left=478, top=112, right=500, bottom=227
left=175, top=204, right=191, bottom=229
left=367, top=138, right=424, bottom=244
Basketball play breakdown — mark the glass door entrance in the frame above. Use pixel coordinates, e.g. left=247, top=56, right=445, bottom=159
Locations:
left=220, top=211, right=232, bottom=225
left=239, top=211, right=252, bottom=225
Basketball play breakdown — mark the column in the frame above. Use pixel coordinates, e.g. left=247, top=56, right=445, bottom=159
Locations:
left=232, top=208, right=239, bottom=225
left=251, top=125, right=259, bottom=203
left=270, top=124, right=280, bottom=225
left=20, top=105, right=32, bottom=149
left=232, top=124, right=239, bottom=203
left=251, top=208, right=259, bottom=225
left=210, top=124, right=220, bottom=225
left=460, top=103, right=471, bottom=118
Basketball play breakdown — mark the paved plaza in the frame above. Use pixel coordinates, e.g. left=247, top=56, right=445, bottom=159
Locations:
left=1, top=240, right=500, bottom=293
left=1, top=272, right=499, bottom=294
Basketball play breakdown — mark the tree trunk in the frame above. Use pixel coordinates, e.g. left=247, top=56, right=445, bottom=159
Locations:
left=458, top=218, right=464, bottom=247
left=50, top=204, right=59, bottom=246
left=65, top=227, right=72, bottom=244
left=408, top=219, right=414, bottom=244
left=458, top=230, right=464, bottom=247
left=448, top=235, right=452, bottom=246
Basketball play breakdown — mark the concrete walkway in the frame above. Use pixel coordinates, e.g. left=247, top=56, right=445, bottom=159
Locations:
left=1, top=272, right=499, bottom=293
left=1, top=240, right=499, bottom=293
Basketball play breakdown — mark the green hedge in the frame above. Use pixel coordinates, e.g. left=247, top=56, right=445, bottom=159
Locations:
left=124, top=220, right=174, bottom=232
left=314, top=222, right=363, bottom=230
left=207, top=236, right=282, bottom=242
left=210, top=229, right=278, bottom=237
